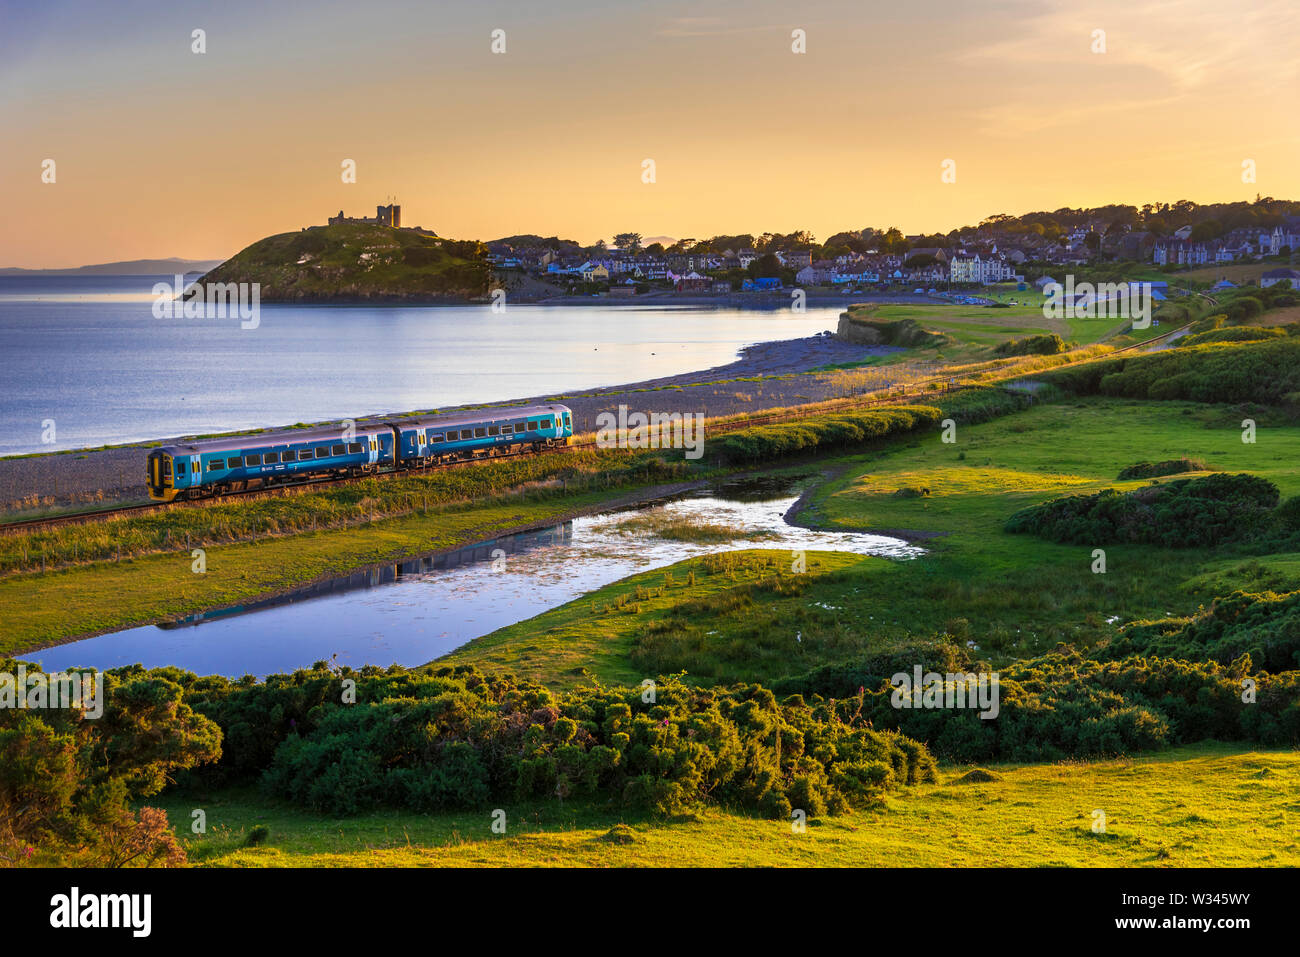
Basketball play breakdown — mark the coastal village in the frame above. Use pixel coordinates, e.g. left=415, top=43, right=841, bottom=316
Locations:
left=307, top=201, right=1300, bottom=301
left=478, top=211, right=1300, bottom=298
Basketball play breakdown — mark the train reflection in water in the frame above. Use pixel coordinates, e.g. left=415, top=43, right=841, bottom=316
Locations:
left=156, top=521, right=575, bottom=630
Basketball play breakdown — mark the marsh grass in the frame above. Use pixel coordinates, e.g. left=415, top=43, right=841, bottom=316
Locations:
left=612, top=506, right=777, bottom=544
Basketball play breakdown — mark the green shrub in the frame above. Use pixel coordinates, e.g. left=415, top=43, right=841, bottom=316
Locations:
left=1005, top=473, right=1280, bottom=547
left=1038, top=338, right=1300, bottom=404
left=994, top=334, right=1069, bottom=357
left=1099, top=590, right=1300, bottom=672
left=0, top=659, right=220, bottom=866
left=164, top=664, right=934, bottom=818
left=1116, top=458, right=1211, bottom=480
left=1177, top=325, right=1284, bottom=348
left=937, top=387, right=1038, bottom=424
left=713, top=406, right=941, bottom=464
left=778, top=649, right=1300, bottom=762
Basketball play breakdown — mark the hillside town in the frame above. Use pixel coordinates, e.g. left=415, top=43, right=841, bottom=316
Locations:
left=482, top=207, right=1300, bottom=297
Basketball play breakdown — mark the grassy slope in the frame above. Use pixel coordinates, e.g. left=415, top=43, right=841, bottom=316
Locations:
left=806, top=396, right=1300, bottom=653
left=444, top=396, right=1300, bottom=688
left=843, top=298, right=1156, bottom=372
left=199, top=223, right=490, bottom=300
left=439, top=549, right=875, bottom=689
left=161, top=744, right=1300, bottom=867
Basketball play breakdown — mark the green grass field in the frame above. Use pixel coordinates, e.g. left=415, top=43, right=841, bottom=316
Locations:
left=159, top=743, right=1300, bottom=867
left=440, top=396, right=1300, bottom=689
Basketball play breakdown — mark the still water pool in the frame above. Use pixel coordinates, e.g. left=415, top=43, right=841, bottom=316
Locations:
left=30, top=479, right=920, bottom=677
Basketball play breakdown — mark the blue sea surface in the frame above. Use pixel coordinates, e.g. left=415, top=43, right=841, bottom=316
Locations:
left=0, top=276, right=839, bottom=455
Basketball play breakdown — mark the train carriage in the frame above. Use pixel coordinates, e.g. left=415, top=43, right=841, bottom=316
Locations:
left=146, top=404, right=573, bottom=501
left=392, top=403, right=572, bottom=467
left=146, top=423, right=395, bottom=501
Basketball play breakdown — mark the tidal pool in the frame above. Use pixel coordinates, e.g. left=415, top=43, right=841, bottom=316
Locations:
left=30, top=479, right=921, bottom=677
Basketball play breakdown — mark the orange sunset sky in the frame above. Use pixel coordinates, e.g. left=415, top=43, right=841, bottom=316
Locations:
left=2, top=0, right=1298, bottom=268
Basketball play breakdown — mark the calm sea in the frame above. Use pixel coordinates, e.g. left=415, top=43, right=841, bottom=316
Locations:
left=0, top=276, right=840, bottom=455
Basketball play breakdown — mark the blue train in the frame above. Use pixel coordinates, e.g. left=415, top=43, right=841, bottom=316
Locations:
left=146, top=404, right=573, bottom=501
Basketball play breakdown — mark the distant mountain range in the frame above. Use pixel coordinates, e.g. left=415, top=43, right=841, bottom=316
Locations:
left=0, top=257, right=225, bottom=276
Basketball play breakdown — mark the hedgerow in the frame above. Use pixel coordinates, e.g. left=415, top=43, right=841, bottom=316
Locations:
left=1005, top=473, right=1280, bottom=547
left=712, top=405, right=942, bottom=464
left=1038, top=337, right=1300, bottom=404
left=936, top=387, right=1039, bottom=424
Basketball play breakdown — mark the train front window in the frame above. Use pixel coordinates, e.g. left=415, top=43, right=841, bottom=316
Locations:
left=162, top=458, right=172, bottom=476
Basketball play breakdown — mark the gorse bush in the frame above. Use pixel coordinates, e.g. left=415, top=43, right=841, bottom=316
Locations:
left=778, top=650, right=1300, bottom=762
left=937, top=387, right=1037, bottom=424
left=165, top=664, right=935, bottom=818
left=1005, top=473, right=1280, bottom=548
left=1038, top=337, right=1300, bottom=404
left=0, top=659, right=219, bottom=866
left=712, top=406, right=941, bottom=464
left=994, top=334, right=1069, bottom=357
left=1116, top=458, right=1211, bottom=480
left=1100, top=590, right=1300, bottom=672
left=769, top=640, right=979, bottom=699
left=1177, top=326, right=1286, bottom=348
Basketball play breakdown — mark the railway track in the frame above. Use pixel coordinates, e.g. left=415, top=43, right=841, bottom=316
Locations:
left=0, top=321, right=1191, bottom=535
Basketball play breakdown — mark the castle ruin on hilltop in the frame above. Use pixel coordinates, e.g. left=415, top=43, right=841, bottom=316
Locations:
left=329, top=203, right=402, bottom=228
left=312, top=201, right=437, bottom=237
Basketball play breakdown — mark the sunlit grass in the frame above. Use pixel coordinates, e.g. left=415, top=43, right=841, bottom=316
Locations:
left=158, top=744, right=1300, bottom=868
